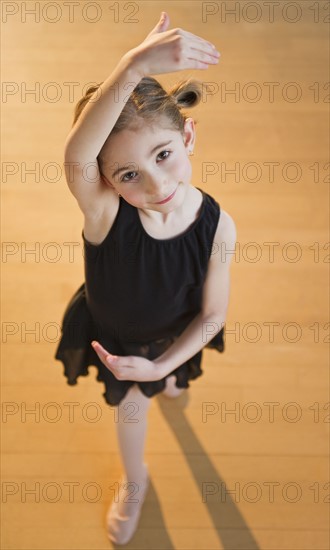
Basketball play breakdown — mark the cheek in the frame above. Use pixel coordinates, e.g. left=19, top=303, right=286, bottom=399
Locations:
left=172, top=156, right=191, bottom=180
left=122, top=187, right=143, bottom=205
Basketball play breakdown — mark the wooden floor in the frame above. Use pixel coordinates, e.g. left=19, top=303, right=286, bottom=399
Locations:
left=2, top=2, right=329, bottom=549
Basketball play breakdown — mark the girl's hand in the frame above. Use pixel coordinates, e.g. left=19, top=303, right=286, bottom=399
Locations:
left=126, top=11, right=220, bottom=77
left=91, top=341, right=162, bottom=382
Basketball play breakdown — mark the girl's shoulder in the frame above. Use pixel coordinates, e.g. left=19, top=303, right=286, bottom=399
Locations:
left=212, top=208, right=237, bottom=256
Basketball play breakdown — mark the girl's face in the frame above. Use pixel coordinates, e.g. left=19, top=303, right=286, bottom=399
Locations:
left=100, top=117, right=195, bottom=213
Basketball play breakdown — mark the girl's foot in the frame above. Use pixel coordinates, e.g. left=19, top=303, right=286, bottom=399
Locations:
left=106, top=463, right=149, bottom=545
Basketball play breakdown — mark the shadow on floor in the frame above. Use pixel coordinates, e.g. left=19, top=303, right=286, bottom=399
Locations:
left=150, top=389, right=261, bottom=550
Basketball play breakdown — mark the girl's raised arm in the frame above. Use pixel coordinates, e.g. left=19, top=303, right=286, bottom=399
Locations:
left=64, top=12, right=219, bottom=218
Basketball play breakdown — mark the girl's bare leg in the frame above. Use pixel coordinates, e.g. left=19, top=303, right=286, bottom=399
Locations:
left=113, top=376, right=184, bottom=517
left=114, top=383, right=151, bottom=516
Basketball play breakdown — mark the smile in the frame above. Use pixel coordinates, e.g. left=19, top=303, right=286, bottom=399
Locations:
left=154, top=185, right=178, bottom=204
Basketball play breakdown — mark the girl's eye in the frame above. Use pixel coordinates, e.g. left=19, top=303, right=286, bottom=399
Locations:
left=121, top=171, right=137, bottom=182
left=120, top=150, right=172, bottom=182
left=157, top=149, right=171, bottom=161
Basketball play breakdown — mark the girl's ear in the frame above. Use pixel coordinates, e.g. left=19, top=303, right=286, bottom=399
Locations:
left=183, top=117, right=196, bottom=152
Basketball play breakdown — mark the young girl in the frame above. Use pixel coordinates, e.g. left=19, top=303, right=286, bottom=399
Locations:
left=55, top=11, right=236, bottom=545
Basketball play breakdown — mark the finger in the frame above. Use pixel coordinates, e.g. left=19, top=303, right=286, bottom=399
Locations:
left=160, top=11, right=170, bottom=29
left=104, top=359, right=130, bottom=381
left=172, top=34, right=220, bottom=67
left=106, top=354, right=119, bottom=365
left=91, top=340, right=107, bottom=357
left=185, top=37, right=220, bottom=60
left=107, top=356, right=135, bottom=371
left=100, top=351, right=120, bottom=372
left=104, top=358, right=120, bottom=376
left=91, top=341, right=117, bottom=362
left=146, top=11, right=170, bottom=37
left=176, top=28, right=218, bottom=52
left=187, top=47, right=220, bottom=65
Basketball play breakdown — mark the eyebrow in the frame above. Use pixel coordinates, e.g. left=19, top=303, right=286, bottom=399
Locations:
left=111, top=140, right=173, bottom=178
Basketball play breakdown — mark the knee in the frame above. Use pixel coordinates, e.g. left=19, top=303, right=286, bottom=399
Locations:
left=162, top=375, right=185, bottom=399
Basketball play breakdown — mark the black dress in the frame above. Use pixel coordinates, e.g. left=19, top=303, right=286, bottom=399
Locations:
left=54, top=187, right=225, bottom=406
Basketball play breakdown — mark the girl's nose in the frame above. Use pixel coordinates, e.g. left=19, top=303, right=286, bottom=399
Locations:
left=146, top=177, right=167, bottom=197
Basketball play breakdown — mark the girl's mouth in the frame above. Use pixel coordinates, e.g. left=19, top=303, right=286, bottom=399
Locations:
left=154, top=185, right=179, bottom=204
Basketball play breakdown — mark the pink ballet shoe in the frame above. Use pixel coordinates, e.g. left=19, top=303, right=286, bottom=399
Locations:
left=106, top=463, right=149, bottom=545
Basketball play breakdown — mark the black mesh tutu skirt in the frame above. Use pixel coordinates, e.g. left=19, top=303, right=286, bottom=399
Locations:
left=54, top=283, right=225, bottom=406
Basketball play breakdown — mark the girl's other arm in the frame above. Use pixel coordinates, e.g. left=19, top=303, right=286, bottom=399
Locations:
left=154, top=210, right=237, bottom=377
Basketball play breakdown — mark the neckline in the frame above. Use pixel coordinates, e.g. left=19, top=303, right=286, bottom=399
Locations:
left=135, top=187, right=206, bottom=243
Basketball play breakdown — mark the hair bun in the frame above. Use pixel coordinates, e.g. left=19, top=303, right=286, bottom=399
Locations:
left=169, top=79, right=203, bottom=109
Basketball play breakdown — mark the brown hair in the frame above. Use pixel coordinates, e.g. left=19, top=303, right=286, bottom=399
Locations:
left=72, top=76, right=203, bottom=137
